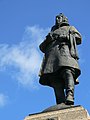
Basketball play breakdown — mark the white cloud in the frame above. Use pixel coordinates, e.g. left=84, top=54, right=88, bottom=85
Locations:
left=0, top=93, right=8, bottom=107
left=0, top=26, right=49, bottom=89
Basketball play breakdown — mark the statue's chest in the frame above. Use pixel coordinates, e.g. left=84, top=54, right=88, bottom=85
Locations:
left=53, top=26, right=70, bottom=35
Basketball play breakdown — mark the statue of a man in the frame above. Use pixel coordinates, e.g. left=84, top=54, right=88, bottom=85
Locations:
left=39, top=13, right=82, bottom=105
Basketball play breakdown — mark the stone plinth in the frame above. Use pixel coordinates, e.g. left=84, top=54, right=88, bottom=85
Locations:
left=24, top=106, right=89, bottom=120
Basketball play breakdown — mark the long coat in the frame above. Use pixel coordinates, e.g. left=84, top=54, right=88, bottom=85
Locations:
left=39, top=25, right=82, bottom=87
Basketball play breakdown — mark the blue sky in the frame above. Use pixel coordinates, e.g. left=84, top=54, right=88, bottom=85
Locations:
left=0, top=0, right=90, bottom=120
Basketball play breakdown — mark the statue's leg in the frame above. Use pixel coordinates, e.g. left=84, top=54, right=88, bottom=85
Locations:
left=63, top=69, right=75, bottom=105
left=52, top=82, right=65, bottom=104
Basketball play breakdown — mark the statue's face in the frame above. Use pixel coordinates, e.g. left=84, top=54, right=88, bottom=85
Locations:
left=55, top=14, right=69, bottom=26
left=55, top=15, right=63, bottom=26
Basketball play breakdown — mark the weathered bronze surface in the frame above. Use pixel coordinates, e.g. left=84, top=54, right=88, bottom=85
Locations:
left=39, top=13, right=82, bottom=105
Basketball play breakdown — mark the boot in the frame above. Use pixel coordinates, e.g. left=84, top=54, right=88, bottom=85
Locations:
left=63, top=69, right=75, bottom=105
left=66, top=89, right=74, bottom=105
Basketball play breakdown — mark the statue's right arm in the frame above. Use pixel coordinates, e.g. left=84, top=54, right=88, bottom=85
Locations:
left=39, top=33, right=53, bottom=53
left=39, top=39, right=47, bottom=53
left=39, top=26, right=56, bottom=53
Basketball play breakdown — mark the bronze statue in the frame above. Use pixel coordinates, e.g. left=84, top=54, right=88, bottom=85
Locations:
left=39, top=13, right=82, bottom=105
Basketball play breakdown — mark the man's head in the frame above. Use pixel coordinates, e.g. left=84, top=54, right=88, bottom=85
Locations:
left=55, top=13, right=69, bottom=27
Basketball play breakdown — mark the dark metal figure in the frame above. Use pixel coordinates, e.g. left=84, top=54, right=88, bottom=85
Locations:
left=39, top=13, right=82, bottom=105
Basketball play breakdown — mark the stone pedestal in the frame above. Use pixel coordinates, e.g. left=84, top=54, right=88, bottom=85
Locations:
left=24, top=106, right=89, bottom=120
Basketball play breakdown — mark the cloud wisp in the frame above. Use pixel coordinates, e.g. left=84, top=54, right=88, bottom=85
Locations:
left=0, top=25, right=49, bottom=89
left=0, top=93, right=8, bottom=107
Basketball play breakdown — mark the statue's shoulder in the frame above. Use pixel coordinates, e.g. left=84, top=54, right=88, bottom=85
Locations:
left=69, top=26, right=75, bottom=30
left=69, top=26, right=79, bottom=33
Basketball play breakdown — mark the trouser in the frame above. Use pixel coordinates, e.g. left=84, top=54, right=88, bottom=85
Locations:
left=51, top=68, right=75, bottom=105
